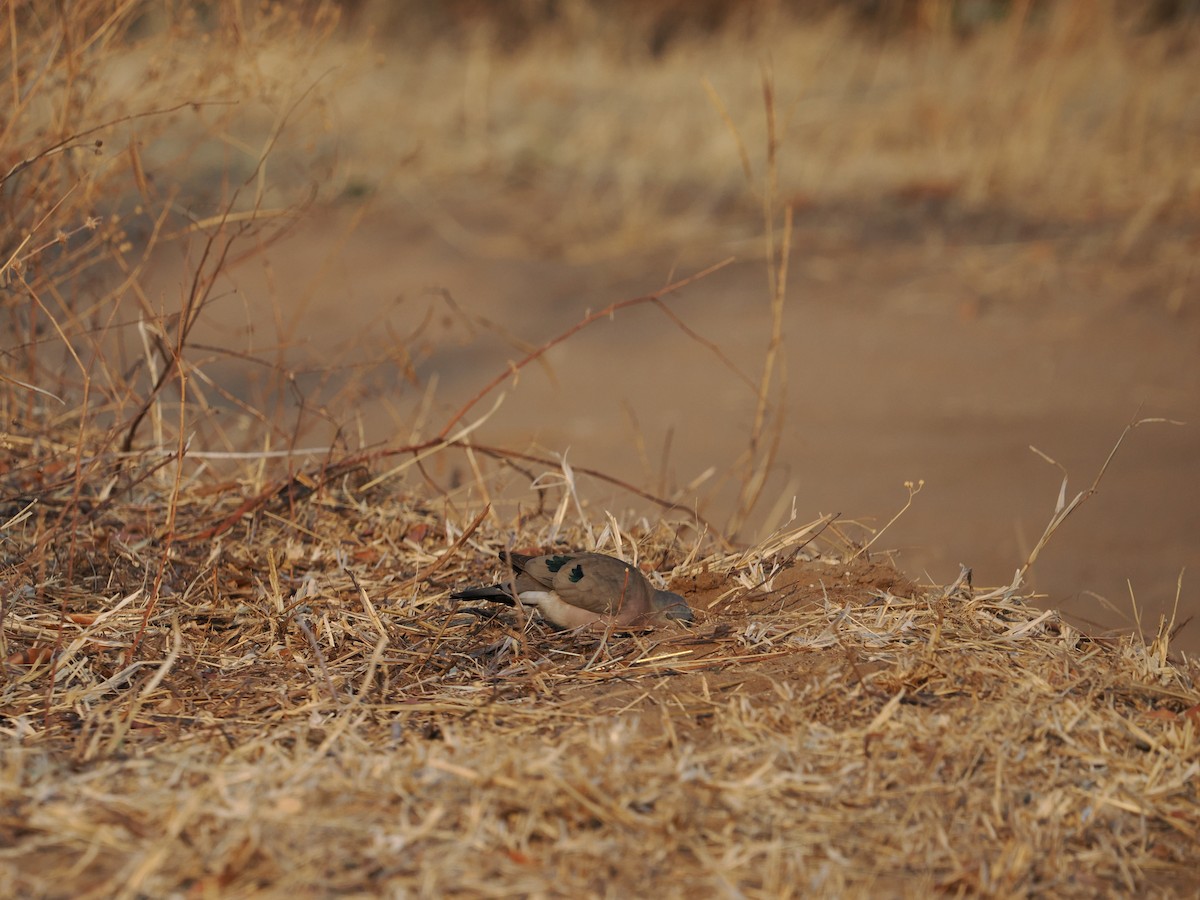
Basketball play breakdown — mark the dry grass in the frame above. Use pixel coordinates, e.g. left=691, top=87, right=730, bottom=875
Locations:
left=1, top=430, right=1197, bottom=895
left=3, top=3, right=1200, bottom=897
left=326, top=1, right=1200, bottom=267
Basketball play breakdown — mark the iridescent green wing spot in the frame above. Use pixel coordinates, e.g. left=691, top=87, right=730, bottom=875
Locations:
left=544, top=555, right=572, bottom=573
left=568, top=564, right=585, bottom=583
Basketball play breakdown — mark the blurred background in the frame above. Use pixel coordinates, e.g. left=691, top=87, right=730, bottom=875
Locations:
left=5, top=1, right=1198, bottom=646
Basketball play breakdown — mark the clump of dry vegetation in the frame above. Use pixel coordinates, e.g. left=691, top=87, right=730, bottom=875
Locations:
left=2, top=2, right=1198, bottom=896
left=334, top=0, right=1200, bottom=274
left=2, top=458, right=1197, bottom=895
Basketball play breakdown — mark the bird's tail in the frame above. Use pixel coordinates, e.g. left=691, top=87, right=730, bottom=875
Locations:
left=449, top=585, right=516, bottom=606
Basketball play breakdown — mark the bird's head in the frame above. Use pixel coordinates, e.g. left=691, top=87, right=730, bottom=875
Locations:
left=652, top=590, right=694, bottom=624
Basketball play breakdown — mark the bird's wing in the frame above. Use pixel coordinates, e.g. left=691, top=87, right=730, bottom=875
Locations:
left=549, top=553, right=651, bottom=618
left=504, top=552, right=581, bottom=592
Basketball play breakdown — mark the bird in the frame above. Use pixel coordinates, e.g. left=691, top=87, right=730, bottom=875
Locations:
left=450, top=550, right=694, bottom=629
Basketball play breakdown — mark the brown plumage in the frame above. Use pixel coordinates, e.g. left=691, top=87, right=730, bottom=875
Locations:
left=451, top=551, right=694, bottom=629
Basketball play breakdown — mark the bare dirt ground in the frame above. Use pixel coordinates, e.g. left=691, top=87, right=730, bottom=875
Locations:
left=158, top=190, right=1200, bottom=652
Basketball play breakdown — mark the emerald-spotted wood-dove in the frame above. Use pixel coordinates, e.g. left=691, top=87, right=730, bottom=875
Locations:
left=451, top=551, right=693, bottom=629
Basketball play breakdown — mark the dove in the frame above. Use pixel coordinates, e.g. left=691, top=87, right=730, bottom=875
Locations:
left=451, top=551, right=694, bottom=629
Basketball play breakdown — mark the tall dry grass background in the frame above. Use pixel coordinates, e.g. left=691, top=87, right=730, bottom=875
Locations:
left=2, top=1, right=1198, bottom=895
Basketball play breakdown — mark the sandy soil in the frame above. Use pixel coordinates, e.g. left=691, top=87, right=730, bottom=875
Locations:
left=147, top=188, right=1200, bottom=653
